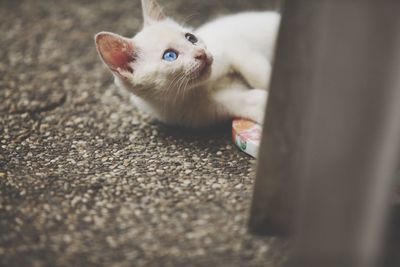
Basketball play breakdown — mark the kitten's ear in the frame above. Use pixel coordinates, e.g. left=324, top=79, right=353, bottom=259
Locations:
left=95, top=32, right=136, bottom=75
left=141, top=0, right=166, bottom=26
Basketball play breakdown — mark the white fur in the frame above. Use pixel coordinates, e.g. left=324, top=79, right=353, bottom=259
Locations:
left=96, top=1, right=280, bottom=128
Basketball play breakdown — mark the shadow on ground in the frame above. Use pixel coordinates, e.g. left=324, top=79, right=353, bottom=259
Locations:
left=0, top=0, right=286, bottom=266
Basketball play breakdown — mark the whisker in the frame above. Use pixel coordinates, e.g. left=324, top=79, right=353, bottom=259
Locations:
left=164, top=73, right=181, bottom=98
left=163, top=72, right=182, bottom=111
left=174, top=74, right=186, bottom=104
left=177, top=75, right=189, bottom=104
left=182, top=77, right=190, bottom=103
left=164, top=72, right=187, bottom=113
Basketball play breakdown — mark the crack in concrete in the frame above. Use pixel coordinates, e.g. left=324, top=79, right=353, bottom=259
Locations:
left=12, top=115, right=42, bottom=143
left=1, top=91, right=60, bottom=143
left=6, top=92, right=67, bottom=116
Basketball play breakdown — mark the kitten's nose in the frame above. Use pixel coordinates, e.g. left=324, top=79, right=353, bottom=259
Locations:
left=194, top=50, right=207, bottom=61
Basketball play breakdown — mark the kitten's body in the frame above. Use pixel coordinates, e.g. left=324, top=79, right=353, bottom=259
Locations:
left=96, top=0, right=280, bottom=128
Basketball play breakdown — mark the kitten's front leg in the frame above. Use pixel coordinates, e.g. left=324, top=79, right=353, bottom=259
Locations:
left=213, top=88, right=268, bottom=124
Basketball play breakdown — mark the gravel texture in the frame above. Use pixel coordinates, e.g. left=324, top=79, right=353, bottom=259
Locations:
left=0, top=0, right=286, bottom=266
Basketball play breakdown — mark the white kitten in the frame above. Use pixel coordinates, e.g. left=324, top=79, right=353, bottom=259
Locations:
left=95, top=0, right=280, bottom=128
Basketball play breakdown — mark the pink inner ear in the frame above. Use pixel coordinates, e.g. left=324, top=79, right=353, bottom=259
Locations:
left=96, top=33, right=135, bottom=73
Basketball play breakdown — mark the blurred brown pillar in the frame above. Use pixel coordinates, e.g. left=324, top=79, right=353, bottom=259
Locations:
left=249, top=1, right=400, bottom=266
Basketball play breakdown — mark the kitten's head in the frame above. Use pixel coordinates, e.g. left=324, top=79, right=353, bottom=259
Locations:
left=95, top=0, right=213, bottom=100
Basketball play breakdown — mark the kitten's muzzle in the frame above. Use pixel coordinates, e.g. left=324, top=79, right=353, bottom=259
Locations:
left=190, top=49, right=213, bottom=81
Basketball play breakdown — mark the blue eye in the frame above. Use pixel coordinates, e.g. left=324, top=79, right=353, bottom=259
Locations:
left=163, top=50, right=178, bottom=61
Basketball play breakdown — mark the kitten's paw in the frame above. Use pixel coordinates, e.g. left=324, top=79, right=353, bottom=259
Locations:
left=245, top=89, right=268, bottom=124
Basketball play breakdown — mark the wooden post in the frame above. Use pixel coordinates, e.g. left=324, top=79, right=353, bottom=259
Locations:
left=249, top=1, right=400, bottom=266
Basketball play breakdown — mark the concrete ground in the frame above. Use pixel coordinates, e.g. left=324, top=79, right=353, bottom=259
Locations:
left=0, top=0, right=286, bottom=266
